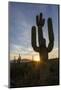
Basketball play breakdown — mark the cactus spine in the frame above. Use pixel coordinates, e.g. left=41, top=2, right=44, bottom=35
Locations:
left=31, top=13, right=54, bottom=62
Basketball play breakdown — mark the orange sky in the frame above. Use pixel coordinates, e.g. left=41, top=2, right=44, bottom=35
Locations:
left=10, top=48, right=58, bottom=61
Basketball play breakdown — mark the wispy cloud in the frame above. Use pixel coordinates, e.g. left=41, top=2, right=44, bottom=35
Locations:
left=48, top=48, right=58, bottom=59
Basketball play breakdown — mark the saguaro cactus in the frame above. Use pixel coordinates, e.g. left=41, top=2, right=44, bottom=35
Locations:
left=31, top=13, right=54, bottom=62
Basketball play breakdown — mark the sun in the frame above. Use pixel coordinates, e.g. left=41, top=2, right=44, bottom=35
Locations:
left=33, top=55, right=40, bottom=62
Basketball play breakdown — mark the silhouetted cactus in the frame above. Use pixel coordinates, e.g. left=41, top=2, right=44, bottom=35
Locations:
left=31, top=13, right=54, bottom=62
left=17, top=54, right=21, bottom=63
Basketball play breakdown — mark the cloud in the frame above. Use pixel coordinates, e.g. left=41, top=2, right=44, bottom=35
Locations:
left=10, top=43, right=33, bottom=54
left=10, top=43, right=59, bottom=60
left=10, top=42, right=39, bottom=60
left=48, top=48, right=58, bottom=59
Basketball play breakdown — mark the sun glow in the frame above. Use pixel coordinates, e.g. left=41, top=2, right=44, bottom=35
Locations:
left=33, top=55, right=40, bottom=62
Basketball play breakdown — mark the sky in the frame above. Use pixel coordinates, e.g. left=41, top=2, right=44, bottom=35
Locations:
left=9, top=2, right=59, bottom=60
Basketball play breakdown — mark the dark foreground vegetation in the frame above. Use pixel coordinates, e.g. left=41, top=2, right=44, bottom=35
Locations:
left=10, top=58, right=59, bottom=88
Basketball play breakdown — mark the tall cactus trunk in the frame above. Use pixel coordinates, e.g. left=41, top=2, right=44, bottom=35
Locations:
left=38, top=26, right=48, bottom=62
left=39, top=47, right=48, bottom=62
left=38, top=26, right=46, bottom=47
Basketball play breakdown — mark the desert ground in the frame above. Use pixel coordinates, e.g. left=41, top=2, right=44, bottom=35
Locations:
left=10, top=58, right=59, bottom=88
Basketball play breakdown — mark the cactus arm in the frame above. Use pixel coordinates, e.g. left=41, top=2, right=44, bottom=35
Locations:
left=48, top=42, right=54, bottom=52
left=31, top=26, right=39, bottom=52
left=36, top=13, right=45, bottom=27
left=40, top=13, right=45, bottom=26
left=36, top=15, right=39, bottom=26
left=47, top=18, right=54, bottom=52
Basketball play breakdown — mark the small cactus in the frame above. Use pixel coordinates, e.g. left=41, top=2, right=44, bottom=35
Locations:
left=17, top=54, right=21, bottom=63
left=31, top=13, right=54, bottom=62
